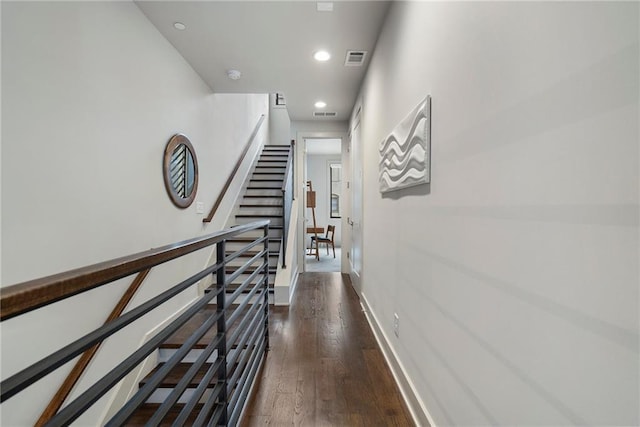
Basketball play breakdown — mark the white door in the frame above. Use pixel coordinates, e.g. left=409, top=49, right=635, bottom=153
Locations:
left=350, top=115, right=363, bottom=293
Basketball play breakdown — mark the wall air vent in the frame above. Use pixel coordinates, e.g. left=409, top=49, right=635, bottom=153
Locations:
left=344, top=50, right=367, bottom=66
left=313, top=111, right=337, bottom=117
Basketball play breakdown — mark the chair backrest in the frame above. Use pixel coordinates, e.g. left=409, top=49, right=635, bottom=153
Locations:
left=326, top=225, right=335, bottom=241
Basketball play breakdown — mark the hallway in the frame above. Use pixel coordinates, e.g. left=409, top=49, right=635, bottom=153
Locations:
left=240, top=273, right=414, bottom=426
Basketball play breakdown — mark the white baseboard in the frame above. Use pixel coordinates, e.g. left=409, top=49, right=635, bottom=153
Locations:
left=288, top=266, right=299, bottom=304
left=274, top=265, right=298, bottom=306
left=360, top=293, right=436, bottom=427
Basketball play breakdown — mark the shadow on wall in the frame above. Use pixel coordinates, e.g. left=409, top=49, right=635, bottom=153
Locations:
left=381, top=183, right=431, bottom=200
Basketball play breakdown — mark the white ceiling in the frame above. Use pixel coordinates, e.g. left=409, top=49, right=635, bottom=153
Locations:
left=135, top=1, right=390, bottom=121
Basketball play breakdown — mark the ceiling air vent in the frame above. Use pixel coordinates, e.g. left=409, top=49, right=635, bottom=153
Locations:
left=344, top=50, right=367, bottom=66
left=313, top=111, right=337, bottom=118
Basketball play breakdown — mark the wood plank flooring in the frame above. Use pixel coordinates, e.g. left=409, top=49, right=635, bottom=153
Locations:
left=240, top=272, right=414, bottom=426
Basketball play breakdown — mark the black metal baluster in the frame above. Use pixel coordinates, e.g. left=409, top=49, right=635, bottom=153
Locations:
left=263, top=224, right=270, bottom=351
left=216, top=240, right=228, bottom=425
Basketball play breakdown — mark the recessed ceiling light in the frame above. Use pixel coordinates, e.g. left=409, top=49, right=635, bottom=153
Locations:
left=314, top=101, right=327, bottom=109
left=313, top=50, right=331, bottom=62
left=317, top=2, right=334, bottom=12
left=227, top=69, right=242, bottom=80
left=173, top=22, right=186, bottom=31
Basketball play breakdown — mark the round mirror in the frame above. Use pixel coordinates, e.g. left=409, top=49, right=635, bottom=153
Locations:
left=163, top=134, right=199, bottom=208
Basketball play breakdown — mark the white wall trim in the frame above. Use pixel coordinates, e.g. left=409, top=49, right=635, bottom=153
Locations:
left=295, top=131, right=349, bottom=275
left=288, top=267, right=300, bottom=304
left=360, top=292, right=436, bottom=427
left=274, top=199, right=299, bottom=305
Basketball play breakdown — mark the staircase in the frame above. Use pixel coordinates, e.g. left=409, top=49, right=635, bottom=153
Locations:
left=125, top=145, right=291, bottom=425
left=223, top=144, right=292, bottom=300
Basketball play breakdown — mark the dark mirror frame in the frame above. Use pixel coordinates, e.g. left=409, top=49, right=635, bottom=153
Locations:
left=163, top=134, right=199, bottom=209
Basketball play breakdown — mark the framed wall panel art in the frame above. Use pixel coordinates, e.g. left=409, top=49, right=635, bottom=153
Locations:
left=379, top=95, right=431, bottom=193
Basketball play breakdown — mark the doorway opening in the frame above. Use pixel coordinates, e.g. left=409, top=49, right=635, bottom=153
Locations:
left=304, top=138, right=342, bottom=272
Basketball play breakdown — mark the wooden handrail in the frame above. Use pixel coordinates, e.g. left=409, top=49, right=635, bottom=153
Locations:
left=280, top=141, right=294, bottom=268
left=35, top=269, right=151, bottom=427
left=280, top=142, right=294, bottom=193
left=203, top=114, right=266, bottom=223
left=0, top=220, right=270, bottom=321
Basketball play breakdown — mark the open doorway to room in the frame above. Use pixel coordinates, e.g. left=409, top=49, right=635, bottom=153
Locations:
left=304, top=138, right=342, bottom=272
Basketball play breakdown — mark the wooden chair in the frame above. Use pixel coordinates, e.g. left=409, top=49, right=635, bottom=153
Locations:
left=310, top=225, right=336, bottom=258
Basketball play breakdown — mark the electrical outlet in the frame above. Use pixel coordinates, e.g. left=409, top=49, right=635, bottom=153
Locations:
left=195, top=201, right=204, bottom=214
left=393, top=313, right=400, bottom=337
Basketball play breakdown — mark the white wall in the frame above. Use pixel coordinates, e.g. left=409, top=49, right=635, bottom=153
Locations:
left=269, top=93, right=291, bottom=146
left=290, top=120, right=348, bottom=141
left=354, top=2, right=639, bottom=426
left=306, top=153, right=342, bottom=247
left=0, top=2, right=268, bottom=425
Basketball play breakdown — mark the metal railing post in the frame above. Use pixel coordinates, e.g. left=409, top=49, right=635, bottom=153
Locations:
left=263, top=224, right=270, bottom=351
left=216, top=240, right=228, bottom=425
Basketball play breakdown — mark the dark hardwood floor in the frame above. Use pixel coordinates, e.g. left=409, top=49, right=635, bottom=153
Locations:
left=240, top=272, right=414, bottom=426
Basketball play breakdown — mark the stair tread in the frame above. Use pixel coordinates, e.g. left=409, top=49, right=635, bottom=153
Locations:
left=224, top=265, right=278, bottom=276
left=227, top=237, right=281, bottom=243
left=228, top=251, right=279, bottom=257
left=206, top=285, right=274, bottom=294
left=140, top=362, right=217, bottom=388
left=236, top=214, right=281, bottom=218
left=161, top=305, right=260, bottom=349
left=125, top=403, right=204, bottom=426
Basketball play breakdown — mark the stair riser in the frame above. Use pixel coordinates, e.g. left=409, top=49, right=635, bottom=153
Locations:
left=146, top=385, right=215, bottom=404
left=236, top=207, right=283, bottom=216
left=207, top=292, right=273, bottom=306
left=250, top=174, right=285, bottom=180
left=256, top=162, right=287, bottom=167
left=235, top=230, right=282, bottom=241
left=223, top=258, right=276, bottom=269
left=247, top=182, right=283, bottom=189
left=225, top=242, right=280, bottom=253
left=158, top=348, right=219, bottom=364
left=223, top=273, right=276, bottom=286
left=239, top=199, right=283, bottom=207
left=235, top=216, right=283, bottom=226
left=253, top=167, right=286, bottom=174
left=244, top=189, right=282, bottom=197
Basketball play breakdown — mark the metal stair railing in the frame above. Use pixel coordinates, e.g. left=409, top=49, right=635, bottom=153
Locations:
left=0, top=220, right=270, bottom=426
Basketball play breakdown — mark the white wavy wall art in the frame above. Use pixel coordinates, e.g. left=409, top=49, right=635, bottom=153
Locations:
left=379, top=96, right=431, bottom=193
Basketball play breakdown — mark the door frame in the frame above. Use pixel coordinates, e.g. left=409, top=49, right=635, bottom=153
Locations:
left=294, top=131, right=349, bottom=273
